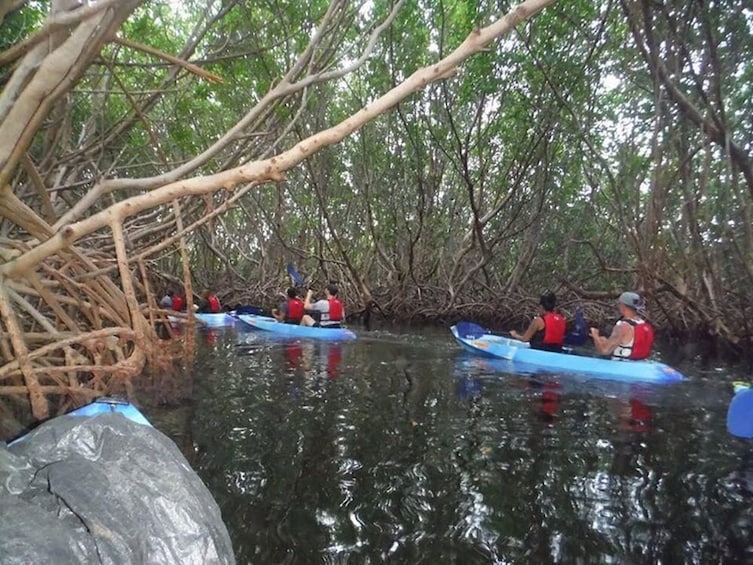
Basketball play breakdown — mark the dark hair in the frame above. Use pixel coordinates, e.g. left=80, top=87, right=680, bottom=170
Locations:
left=539, top=291, right=556, bottom=311
left=326, top=284, right=338, bottom=296
left=286, top=287, right=297, bottom=298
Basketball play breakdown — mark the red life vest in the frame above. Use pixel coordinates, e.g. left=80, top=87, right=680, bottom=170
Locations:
left=623, top=318, right=654, bottom=360
left=208, top=295, right=221, bottom=313
left=541, top=312, right=566, bottom=345
left=327, top=298, right=343, bottom=322
left=171, top=295, right=185, bottom=311
left=285, top=298, right=304, bottom=322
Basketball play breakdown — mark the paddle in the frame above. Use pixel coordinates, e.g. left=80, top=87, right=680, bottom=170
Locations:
left=455, top=321, right=522, bottom=339
left=564, top=306, right=588, bottom=346
left=727, top=383, right=753, bottom=438
left=286, top=263, right=306, bottom=287
left=455, top=321, right=488, bottom=339
left=234, top=304, right=265, bottom=316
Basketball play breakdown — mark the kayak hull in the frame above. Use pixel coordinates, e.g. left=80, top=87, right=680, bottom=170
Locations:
left=10, top=397, right=151, bottom=445
left=66, top=397, right=152, bottom=426
left=451, top=326, right=684, bottom=384
left=169, top=313, right=235, bottom=327
left=236, top=314, right=356, bottom=340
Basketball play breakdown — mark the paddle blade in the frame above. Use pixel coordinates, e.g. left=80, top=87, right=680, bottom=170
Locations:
left=455, top=321, right=487, bottom=339
left=574, top=306, right=586, bottom=333
left=235, top=304, right=264, bottom=315
left=564, top=332, right=588, bottom=346
left=727, top=388, right=753, bottom=438
left=286, top=263, right=305, bottom=286
left=564, top=306, right=588, bottom=346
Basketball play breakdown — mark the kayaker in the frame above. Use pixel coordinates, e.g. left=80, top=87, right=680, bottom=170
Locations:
left=590, top=291, right=655, bottom=360
left=301, top=284, right=344, bottom=328
left=159, top=289, right=174, bottom=309
left=510, top=291, right=566, bottom=352
left=198, top=289, right=222, bottom=313
left=171, top=290, right=186, bottom=312
left=272, top=287, right=305, bottom=324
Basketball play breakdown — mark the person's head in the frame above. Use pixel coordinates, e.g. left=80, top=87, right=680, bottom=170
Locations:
left=167, top=289, right=174, bottom=297
left=202, top=289, right=211, bottom=299
left=618, top=291, right=641, bottom=315
left=286, top=287, right=298, bottom=299
left=326, top=284, right=338, bottom=297
left=539, top=291, right=556, bottom=311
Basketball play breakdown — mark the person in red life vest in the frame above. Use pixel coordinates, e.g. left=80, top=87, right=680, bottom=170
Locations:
left=590, top=291, right=655, bottom=360
left=510, top=291, right=566, bottom=352
left=171, top=291, right=186, bottom=312
left=198, top=289, right=221, bottom=313
left=272, top=287, right=305, bottom=324
left=301, top=284, right=344, bottom=328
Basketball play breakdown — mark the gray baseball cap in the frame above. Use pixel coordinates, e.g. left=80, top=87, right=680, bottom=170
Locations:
left=618, top=291, right=641, bottom=309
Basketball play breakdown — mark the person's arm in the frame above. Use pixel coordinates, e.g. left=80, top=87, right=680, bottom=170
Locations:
left=272, top=301, right=286, bottom=321
left=303, top=289, right=315, bottom=310
left=510, top=317, right=543, bottom=342
left=590, top=322, right=631, bottom=355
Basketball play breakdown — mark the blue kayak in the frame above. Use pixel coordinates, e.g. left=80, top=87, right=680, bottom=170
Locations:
left=728, top=382, right=753, bottom=438
left=169, top=313, right=235, bottom=327
left=10, top=397, right=151, bottom=445
left=451, top=325, right=684, bottom=384
left=236, top=314, right=356, bottom=340
left=67, top=397, right=152, bottom=426
left=196, top=313, right=235, bottom=327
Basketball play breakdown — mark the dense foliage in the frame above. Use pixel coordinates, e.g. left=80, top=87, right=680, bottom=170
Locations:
left=0, top=0, right=751, bottom=419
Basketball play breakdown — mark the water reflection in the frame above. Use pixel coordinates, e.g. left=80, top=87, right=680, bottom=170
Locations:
left=174, top=327, right=753, bottom=563
left=235, top=331, right=344, bottom=381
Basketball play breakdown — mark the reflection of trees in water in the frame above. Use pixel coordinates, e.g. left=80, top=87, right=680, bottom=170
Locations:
left=200, top=331, right=753, bottom=562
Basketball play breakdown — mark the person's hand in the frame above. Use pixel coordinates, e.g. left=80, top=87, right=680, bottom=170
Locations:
left=510, top=330, right=520, bottom=339
left=589, top=327, right=600, bottom=339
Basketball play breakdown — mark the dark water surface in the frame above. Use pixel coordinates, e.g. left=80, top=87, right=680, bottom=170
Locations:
left=148, top=324, right=753, bottom=564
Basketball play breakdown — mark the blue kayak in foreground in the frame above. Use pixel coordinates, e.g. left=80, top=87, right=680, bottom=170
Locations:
left=236, top=314, right=356, bottom=340
left=66, top=397, right=152, bottom=426
left=451, top=325, right=684, bottom=384
left=3, top=397, right=235, bottom=562
left=10, top=397, right=151, bottom=445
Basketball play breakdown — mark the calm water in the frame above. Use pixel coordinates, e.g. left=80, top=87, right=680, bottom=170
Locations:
left=148, top=324, right=753, bottom=564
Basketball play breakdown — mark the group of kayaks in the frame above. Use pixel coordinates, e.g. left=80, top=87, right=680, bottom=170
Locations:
left=171, top=310, right=687, bottom=385
left=170, top=311, right=357, bottom=340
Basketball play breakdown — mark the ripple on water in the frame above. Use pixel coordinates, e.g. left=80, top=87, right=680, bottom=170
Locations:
left=176, top=326, right=753, bottom=563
